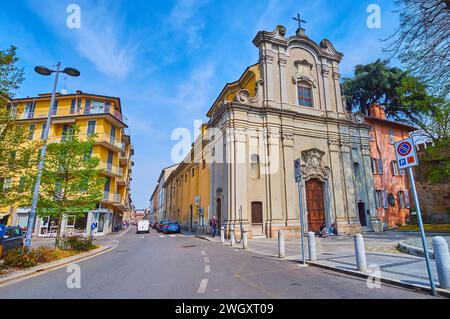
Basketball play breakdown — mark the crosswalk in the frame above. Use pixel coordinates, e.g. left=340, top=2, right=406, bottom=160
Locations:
left=158, top=233, right=188, bottom=238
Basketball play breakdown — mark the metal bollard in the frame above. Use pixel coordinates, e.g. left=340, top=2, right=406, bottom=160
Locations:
left=220, top=226, right=225, bottom=243
left=230, top=227, right=236, bottom=247
left=278, top=230, right=285, bottom=258
left=354, top=233, right=367, bottom=272
left=308, top=231, right=317, bottom=261
left=243, top=231, right=248, bottom=249
left=432, top=236, right=450, bottom=289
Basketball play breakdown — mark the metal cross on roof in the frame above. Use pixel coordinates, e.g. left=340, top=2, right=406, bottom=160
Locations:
left=293, top=13, right=307, bottom=29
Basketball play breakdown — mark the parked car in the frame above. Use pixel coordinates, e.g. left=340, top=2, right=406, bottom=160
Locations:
left=156, top=219, right=171, bottom=232
left=0, top=226, right=24, bottom=258
left=137, top=220, right=150, bottom=234
left=162, top=221, right=181, bottom=234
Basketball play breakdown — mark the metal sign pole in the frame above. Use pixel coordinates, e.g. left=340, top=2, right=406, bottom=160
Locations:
left=298, top=180, right=306, bottom=264
left=408, top=166, right=436, bottom=295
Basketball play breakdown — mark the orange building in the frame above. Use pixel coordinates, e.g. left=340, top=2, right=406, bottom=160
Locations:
left=365, top=104, right=416, bottom=228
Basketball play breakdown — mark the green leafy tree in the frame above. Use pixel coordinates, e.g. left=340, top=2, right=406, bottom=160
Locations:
left=0, top=45, right=41, bottom=208
left=395, top=76, right=450, bottom=142
left=24, top=126, right=105, bottom=247
left=342, top=59, right=408, bottom=115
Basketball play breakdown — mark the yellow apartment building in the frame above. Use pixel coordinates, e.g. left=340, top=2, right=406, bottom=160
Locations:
left=0, top=90, right=134, bottom=236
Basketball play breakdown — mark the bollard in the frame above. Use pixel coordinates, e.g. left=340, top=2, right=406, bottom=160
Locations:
left=432, top=236, right=450, bottom=289
left=308, top=231, right=317, bottom=261
left=220, top=226, right=225, bottom=243
left=243, top=231, right=248, bottom=249
left=230, top=226, right=236, bottom=247
left=354, top=233, right=367, bottom=272
left=278, top=230, right=285, bottom=258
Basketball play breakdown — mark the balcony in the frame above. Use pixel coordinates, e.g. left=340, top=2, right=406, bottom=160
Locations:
left=102, top=191, right=121, bottom=204
left=94, top=133, right=124, bottom=152
left=99, top=161, right=123, bottom=178
left=117, top=175, right=126, bottom=186
left=16, top=104, right=128, bottom=126
left=47, top=133, right=124, bottom=152
left=119, top=151, right=128, bottom=166
left=122, top=128, right=130, bottom=144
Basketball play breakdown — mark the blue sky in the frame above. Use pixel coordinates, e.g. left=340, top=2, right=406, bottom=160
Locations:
left=1, top=0, right=402, bottom=208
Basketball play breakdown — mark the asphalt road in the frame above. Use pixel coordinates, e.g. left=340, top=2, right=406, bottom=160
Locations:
left=0, top=228, right=440, bottom=299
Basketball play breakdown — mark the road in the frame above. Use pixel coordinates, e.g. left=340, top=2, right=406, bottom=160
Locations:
left=0, top=228, right=439, bottom=299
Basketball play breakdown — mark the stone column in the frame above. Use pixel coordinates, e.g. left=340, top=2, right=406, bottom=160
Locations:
left=260, top=53, right=276, bottom=106
left=332, top=66, right=345, bottom=113
left=340, top=138, right=359, bottom=229
left=328, top=139, right=345, bottom=222
left=278, top=56, right=289, bottom=105
left=282, top=134, right=300, bottom=224
left=234, top=129, right=249, bottom=230
left=321, top=61, right=332, bottom=111
left=264, top=131, right=283, bottom=237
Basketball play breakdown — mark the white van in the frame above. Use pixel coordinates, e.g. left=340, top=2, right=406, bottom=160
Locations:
left=137, top=220, right=150, bottom=234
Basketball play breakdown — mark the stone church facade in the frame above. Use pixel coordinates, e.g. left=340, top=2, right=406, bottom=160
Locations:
left=205, top=25, right=383, bottom=238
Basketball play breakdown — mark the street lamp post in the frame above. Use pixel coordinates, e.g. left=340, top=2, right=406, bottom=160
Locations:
left=24, top=62, right=80, bottom=248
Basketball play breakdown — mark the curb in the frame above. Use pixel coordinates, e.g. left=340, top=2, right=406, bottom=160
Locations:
left=306, top=261, right=450, bottom=298
left=0, top=244, right=114, bottom=287
left=398, top=240, right=435, bottom=259
left=194, top=234, right=450, bottom=298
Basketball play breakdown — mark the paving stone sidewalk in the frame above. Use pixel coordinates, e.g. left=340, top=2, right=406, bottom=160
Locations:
left=196, top=230, right=450, bottom=295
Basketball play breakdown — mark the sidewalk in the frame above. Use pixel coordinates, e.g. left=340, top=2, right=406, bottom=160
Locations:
left=30, top=226, right=132, bottom=248
left=196, top=231, right=450, bottom=296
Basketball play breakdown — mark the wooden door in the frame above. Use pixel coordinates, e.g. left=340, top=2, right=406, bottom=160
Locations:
left=216, top=198, right=222, bottom=229
left=305, top=179, right=325, bottom=232
left=251, top=202, right=263, bottom=236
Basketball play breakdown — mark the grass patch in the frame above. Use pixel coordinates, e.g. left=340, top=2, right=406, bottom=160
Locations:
left=396, top=224, right=450, bottom=233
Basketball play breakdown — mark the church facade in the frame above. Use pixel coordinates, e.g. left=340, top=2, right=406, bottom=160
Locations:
left=204, top=25, right=383, bottom=238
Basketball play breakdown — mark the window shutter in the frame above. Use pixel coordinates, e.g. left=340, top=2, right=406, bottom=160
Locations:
left=374, top=190, right=380, bottom=208
left=378, top=159, right=383, bottom=174
left=84, top=99, right=91, bottom=114
left=391, top=161, right=395, bottom=176
left=405, top=191, right=410, bottom=208
left=382, top=191, right=388, bottom=208
left=70, top=99, right=76, bottom=114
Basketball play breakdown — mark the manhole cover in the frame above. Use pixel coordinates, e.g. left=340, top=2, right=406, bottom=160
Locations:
left=115, top=250, right=128, bottom=253
left=182, top=245, right=197, bottom=248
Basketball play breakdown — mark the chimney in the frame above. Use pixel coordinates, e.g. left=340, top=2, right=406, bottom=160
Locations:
left=369, top=103, right=386, bottom=120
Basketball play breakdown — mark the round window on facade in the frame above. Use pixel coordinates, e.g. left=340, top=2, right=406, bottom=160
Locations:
left=388, top=193, right=396, bottom=207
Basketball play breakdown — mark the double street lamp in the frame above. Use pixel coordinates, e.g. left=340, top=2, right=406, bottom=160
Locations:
left=24, top=62, right=80, bottom=248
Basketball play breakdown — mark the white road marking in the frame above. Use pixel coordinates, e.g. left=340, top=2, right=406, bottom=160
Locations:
left=200, top=250, right=206, bottom=255
left=204, top=265, right=210, bottom=273
left=197, top=278, right=208, bottom=294
left=169, top=234, right=176, bottom=238
left=159, top=235, right=166, bottom=238
left=203, top=257, right=210, bottom=263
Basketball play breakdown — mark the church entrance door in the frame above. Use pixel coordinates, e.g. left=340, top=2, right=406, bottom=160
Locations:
left=305, top=179, right=325, bottom=232
left=251, top=202, right=264, bottom=236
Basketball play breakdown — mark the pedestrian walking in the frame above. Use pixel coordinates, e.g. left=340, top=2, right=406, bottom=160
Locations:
left=210, top=216, right=218, bottom=238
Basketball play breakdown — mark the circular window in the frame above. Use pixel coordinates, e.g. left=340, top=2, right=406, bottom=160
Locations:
left=388, top=193, right=396, bottom=207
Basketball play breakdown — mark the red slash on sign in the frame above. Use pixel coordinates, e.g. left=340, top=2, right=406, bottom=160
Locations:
left=397, top=141, right=412, bottom=156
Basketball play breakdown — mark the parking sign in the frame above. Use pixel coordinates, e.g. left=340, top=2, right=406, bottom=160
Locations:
left=394, top=137, right=418, bottom=169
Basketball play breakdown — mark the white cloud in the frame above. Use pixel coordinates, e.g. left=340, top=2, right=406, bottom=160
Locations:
left=73, top=8, right=138, bottom=78
left=161, top=62, right=216, bottom=117
left=28, top=1, right=138, bottom=78
left=168, top=0, right=208, bottom=47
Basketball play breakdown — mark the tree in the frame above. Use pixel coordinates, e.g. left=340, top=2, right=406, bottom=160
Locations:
left=384, top=0, right=450, bottom=96
left=342, top=59, right=408, bottom=115
left=395, top=76, right=450, bottom=142
left=0, top=45, right=40, bottom=207
left=27, top=126, right=105, bottom=247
